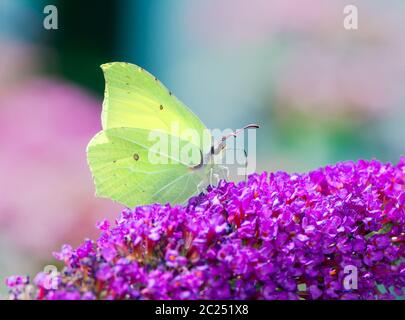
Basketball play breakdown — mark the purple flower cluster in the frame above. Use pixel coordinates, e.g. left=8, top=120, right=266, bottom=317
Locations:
left=7, top=159, right=405, bottom=300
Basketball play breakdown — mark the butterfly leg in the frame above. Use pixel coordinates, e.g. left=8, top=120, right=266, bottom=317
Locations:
left=208, top=167, right=220, bottom=186
left=222, top=147, right=249, bottom=180
left=197, top=180, right=206, bottom=194
left=231, top=148, right=248, bottom=182
left=212, top=173, right=220, bottom=186
left=208, top=167, right=214, bottom=186
left=217, top=165, right=230, bottom=180
left=244, top=155, right=248, bottom=182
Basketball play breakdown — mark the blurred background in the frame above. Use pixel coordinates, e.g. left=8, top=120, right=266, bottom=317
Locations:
left=0, top=0, right=404, bottom=295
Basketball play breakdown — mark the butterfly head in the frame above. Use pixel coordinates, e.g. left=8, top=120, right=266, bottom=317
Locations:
left=211, top=123, right=260, bottom=156
left=191, top=124, right=259, bottom=170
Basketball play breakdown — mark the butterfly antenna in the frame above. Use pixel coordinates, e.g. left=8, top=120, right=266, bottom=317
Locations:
left=222, top=123, right=260, bottom=141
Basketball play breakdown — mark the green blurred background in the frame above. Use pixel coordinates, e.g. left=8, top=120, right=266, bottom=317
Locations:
left=0, top=0, right=404, bottom=296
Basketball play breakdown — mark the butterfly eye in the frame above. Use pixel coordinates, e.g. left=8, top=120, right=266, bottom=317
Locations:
left=133, top=153, right=140, bottom=161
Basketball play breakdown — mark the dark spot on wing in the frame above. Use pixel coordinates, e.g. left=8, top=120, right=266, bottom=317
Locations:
left=133, top=153, right=140, bottom=161
left=159, top=104, right=163, bottom=110
left=169, top=91, right=172, bottom=96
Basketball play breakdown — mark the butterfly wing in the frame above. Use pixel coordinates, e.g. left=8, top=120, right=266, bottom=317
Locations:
left=87, top=127, right=207, bottom=207
left=101, top=62, right=211, bottom=154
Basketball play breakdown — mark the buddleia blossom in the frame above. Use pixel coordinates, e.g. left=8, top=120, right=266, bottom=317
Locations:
left=7, top=158, right=405, bottom=300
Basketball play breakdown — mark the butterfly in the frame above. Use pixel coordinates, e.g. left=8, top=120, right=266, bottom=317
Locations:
left=87, top=62, right=258, bottom=207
